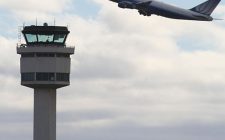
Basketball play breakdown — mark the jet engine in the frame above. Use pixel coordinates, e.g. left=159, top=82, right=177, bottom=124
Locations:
left=118, top=1, right=135, bottom=9
left=138, top=10, right=151, bottom=16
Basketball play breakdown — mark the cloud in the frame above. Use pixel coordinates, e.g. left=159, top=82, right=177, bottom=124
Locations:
left=1, top=1, right=225, bottom=140
left=58, top=122, right=225, bottom=140
left=55, top=2, right=225, bottom=127
left=0, top=0, right=71, bottom=13
left=214, top=5, right=225, bottom=18
left=0, top=0, right=72, bottom=21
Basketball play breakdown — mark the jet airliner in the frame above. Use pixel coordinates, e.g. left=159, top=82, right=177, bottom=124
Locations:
left=109, top=0, right=221, bottom=21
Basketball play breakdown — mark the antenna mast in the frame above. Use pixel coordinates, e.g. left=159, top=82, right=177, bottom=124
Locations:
left=17, top=26, right=23, bottom=47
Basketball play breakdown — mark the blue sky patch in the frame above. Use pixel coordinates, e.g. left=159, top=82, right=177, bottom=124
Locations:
left=177, top=36, right=215, bottom=52
left=67, top=0, right=100, bottom=18
left=0, top=9, right=19, bottom=38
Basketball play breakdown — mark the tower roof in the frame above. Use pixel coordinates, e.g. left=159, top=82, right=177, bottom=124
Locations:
left=22, top=26, right=70, bottom=34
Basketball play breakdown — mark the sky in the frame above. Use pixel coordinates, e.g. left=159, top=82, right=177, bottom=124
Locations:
left=1, top=0, right=225, bottom=140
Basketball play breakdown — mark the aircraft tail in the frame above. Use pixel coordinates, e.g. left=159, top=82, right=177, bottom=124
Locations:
left=190, top=0, right=221, bottom=15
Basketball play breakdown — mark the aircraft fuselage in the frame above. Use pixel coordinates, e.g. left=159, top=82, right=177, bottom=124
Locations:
left=139, top=1, right=213, bottom=21
left=110, top=0, right=217, bottom=21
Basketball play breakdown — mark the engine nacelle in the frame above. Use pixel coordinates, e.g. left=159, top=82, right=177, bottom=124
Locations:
left=138, top=10, right=151, bottom=16
left=118, top=1, right=135, bottom=9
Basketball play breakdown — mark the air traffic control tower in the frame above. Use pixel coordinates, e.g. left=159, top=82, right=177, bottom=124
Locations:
left=17, top=23, right=74, bottom=140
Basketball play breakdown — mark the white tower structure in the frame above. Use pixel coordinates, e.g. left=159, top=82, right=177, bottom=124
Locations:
left=17, top=23, right=74, bottom=140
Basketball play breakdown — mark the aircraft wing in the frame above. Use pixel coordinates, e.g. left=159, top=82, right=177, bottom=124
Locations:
left=136, top=1, right=152, bottom=8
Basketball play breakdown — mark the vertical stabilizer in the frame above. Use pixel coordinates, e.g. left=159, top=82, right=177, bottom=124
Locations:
left=190, top=0, right=221, bottom=15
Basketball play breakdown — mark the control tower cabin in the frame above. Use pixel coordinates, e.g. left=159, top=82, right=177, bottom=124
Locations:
left=17, top=23, right=74, bottom=140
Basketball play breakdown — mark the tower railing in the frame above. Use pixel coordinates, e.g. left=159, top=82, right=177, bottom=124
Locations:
left=17, top=43, right=75, bottom=48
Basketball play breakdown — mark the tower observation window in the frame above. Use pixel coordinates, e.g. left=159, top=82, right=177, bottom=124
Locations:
left=24, top=33, right=67, bottom=44
left=21, top=53, right=35, bottom=57
left=56, top=53, right=69, bottom=57
left=38, top=34, right=54, bottom=43
left=56, top=73, right=69, bottom=81
left=36, top=53, right=55, bottom=57
left=21, top=73, right=35, bottom=81
left=25, top=34, right=37, bottom=43
left=54, top=34, right=66, bottom=43
left=36, top=73, right=55, bottom=81
left=21, top=73, right=69, bottom=82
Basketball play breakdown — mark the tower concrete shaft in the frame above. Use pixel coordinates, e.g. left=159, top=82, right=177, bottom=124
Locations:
left=34, top=88, right=56, bottom=140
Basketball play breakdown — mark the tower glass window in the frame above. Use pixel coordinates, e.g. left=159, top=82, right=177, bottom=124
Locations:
left=22, top=73, right=35, bottom=81
left=49, top=73, right=55, bottom=81
left=36, top=53, right=55, bottom=57
left=36, top=73, right=55, bottom=81
left=56, top=53, right=69, bottom=57
left=54, top=34, right=66, bottom=43
left=36, top=73, right=48, bottom=81
left=25, top=34, right=37, bottom=43
left=38, top=34, right=54, bottom=43
left=21, top=53, right=35, bottom=57
left=22, top=26, right=69, bottom=46
left=56, top=73, right=69, bottom=81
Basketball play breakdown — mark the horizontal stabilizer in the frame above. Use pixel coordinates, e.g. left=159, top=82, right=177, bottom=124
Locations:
left=213, top=18, right=224, bottom=20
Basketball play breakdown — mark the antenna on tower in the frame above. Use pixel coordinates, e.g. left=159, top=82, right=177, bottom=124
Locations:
left=17, top=26, right=23, bottom=47
left=54, top=18, right=56, bottom=26
left=36, top=18, right=38, bottom=26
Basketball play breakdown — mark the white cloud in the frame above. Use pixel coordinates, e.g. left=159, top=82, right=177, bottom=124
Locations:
left=56, top=2, right=225, bottom=127
left=1, top=1, right=225, bottom=139
left=0, top=0, right=71, bottom=13
left=0, top=0, right=72, bottom=21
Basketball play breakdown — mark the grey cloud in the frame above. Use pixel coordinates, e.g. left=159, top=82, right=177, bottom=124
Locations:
left=58, top=122, right=225, bottom=140
left=58, top=110, right=117, bottom=123
left=0, top=110, right=32, bottom=124
left=71, top=54, right=136, bottom=79
left=1, top=1, right=225, bottom=140
left=0, top=110, right=32, bottom=140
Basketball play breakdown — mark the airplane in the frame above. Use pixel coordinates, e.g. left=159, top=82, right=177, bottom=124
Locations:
left=109, top=0, right=221, bottom=21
